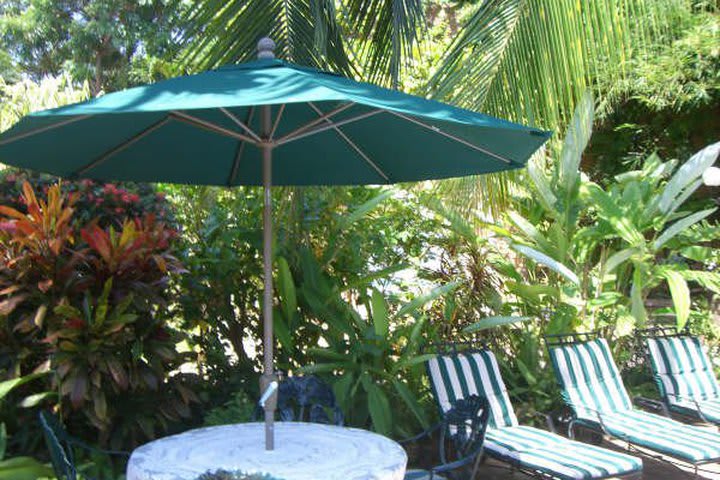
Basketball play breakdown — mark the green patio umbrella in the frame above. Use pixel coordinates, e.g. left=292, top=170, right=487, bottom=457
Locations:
left=0, top=38, right=551, bottom=450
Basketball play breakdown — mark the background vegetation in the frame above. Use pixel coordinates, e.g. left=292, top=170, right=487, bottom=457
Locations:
left=0, top=0, right=718, bottom=478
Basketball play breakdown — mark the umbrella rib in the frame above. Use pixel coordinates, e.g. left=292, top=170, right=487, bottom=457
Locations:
left=220, top=107, right=262, bottom=143
left=275, top=109, right=383, bottom=147
left=269, top=104, right=286, bottom=140
left=0, top=115, right=92, bottom=146
left=307, top=103, right=389, bottom=183
left=275, top=102, right=355, bottom=144
left=170, top=111, right=259, bottom=144
left=227, top=107, right=255, bottom=186
left=383, top=110, right=517, bottom=166
left=74, top=116, right=172, bottom=176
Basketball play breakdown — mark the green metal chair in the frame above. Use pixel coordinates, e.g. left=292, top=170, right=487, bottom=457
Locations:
left=403, top=394, right=490, bottom=480
left=39, top=411, right=128, bottom=480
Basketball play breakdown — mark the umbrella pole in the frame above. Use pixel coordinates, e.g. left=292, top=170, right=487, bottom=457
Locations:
left=257, top=37, right=279, bottom=452
left=260, top=102, right=277, bottom=451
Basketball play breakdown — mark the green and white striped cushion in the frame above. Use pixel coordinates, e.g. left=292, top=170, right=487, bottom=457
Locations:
left=427, top=350, right=643, bottom=479
left=549, top=338, right=720, bottom=463
left=646, top=336, right=720, bottom=421
left=427, top=350, right=518, bottom=428
left=548, top=338, right=632, bottom=420
left=486, top=425, right=642, bottom=480
left=597, top=410, right=720, bottom=462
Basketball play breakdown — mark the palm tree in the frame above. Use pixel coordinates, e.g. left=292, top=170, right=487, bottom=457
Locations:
left=179, top=0, right=697, bottom=213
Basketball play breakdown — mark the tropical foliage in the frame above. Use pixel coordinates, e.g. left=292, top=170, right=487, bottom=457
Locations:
left=0, top=1, right=718, bottom=478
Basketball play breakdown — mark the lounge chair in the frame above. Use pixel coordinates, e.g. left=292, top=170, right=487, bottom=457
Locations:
left=640, top=326, right=720, bottom=425
left=546, top=332, right=720, bottom=475
left=425, top=344, right=642, bottom=479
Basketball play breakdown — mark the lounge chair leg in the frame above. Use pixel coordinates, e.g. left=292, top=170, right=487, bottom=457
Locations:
left=469, top=453, right=482, bottom=480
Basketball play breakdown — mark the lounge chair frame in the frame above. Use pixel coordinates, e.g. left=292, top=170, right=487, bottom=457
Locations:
left=424, top=341, right=641, bottom=480
left=544, top=331, right=720, bottom=478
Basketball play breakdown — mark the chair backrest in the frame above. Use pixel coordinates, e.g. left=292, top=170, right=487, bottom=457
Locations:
left=276, top=376, right=344, bottom=426
left=427, top=349, right=518, bottom=429
left=438, top=394, right=490, bottom=467
left=547, top=337, right=632, bottom=420
left=645, top=334, right=720, bottom=404
left=39, top=411, right=77, bottom=480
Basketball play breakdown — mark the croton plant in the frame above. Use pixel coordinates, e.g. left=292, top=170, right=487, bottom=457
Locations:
left=0, top=180, right=196, bottom=448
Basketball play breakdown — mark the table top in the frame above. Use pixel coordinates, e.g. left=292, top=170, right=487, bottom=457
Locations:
left=126, top=422, right=408, bottom=480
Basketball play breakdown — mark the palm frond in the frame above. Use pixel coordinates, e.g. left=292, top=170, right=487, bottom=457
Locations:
left=341, top=0, right=426, bottom=87
left=426, top=0, right=696, bottom=214
left=180, top=0, right=352, bottom=74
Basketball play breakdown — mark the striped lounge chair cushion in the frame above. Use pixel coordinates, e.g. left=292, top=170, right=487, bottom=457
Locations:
left=427, top=350, right=517, bottom=428
left=487, top=425, right=642, bottom=480
left=427, top=351, right=642, bottom=479
left=646, top=336, right=720, bottom=422
left=549, top=338, right=720, bottom=463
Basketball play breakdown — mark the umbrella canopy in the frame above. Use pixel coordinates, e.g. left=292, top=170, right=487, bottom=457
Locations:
left=0, top=39, right=551, bottom=451
left=0, top=57, right=549, bottom=185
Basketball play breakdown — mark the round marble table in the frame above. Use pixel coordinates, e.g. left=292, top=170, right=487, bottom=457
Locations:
left=126, top=422, right=407, bottom=480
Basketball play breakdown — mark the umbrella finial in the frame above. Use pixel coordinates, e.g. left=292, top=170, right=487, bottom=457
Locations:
left=258, top=37, right=276, bottom=59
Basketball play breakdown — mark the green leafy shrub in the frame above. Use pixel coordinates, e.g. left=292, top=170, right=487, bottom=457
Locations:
left=0, top=182, right=196, bottom=450
left=0, top=169, right=175, bottom=228
left=198, top=470, right=282, bottom=480
left=203, top=391, right=256, bottom=426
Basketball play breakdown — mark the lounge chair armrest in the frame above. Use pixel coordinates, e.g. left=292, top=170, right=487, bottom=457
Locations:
left=633, top=396, right=670, bottom=417
left=533, top=411, right=556, bottom=433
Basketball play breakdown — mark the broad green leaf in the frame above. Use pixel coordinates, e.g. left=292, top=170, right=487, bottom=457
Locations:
left=276, top=256, right=297, bottom=320
left=18, top=391, right=55, bottom=408
left=344, top=263, right=410, bottom=290
left=395, top=353, right=436, bottom=370
left=0, top=456, right=54, bottom=480
left=396, top=282, right=459, bottom=318
left=664, top=178, right=703, bottom=219
left=681, top=270, right=720, bottom=294
left=660, top=269, right=690, bottom=331
left=0, top=372, right=48, bottom=401
left=507, top=211, right=554, bottom=254
left=630, top=267, right=647, bottom=326
left=392, top=379, right=429, bottom=428
left=653, top=208, right=717, bottom=250
left=516, top=358, right=536, bottom=385
left=306, top=348, right=348, bottom=361
left=0, top=423, right=5, bottom=460
left=603, top=247, right=640, bottom=275
left=679, top=246, right=714, bottom=263
left=272, top=308, right=293, bottom=351
left=581, top=183, right=644, bottom=245
left=587, top=292, right=623, bottom=309
left=512, top=244, right=579, bottom=285
left=95, top=278, right=113, bottom=326
left=365, top=380, right=391, bottom=435
left=370, top=289, right=389, bottom=337
left=659, top=142, right=720, bottom=214
left=527, top=157, right=556, bottom=211
left=339, top=189, right=394, bottom=229
left=462, top=316, right=532, bottom=333
left=560, top=91, right=594, bottom=196
left=298, top=363, right=345, bottom=374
